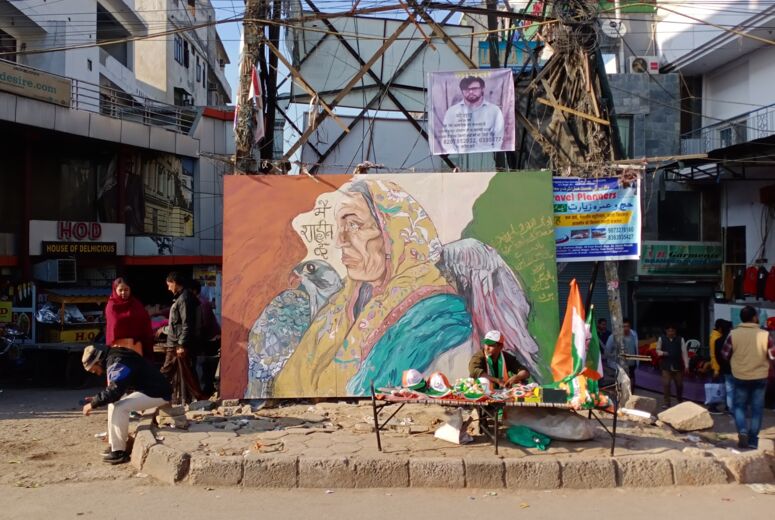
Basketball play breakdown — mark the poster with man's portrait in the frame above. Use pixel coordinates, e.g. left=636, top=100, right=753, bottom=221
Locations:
left=428, top=69, right=515, bottom=155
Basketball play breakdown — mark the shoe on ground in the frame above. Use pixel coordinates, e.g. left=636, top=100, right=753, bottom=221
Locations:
left=738, top=434, right=749, bottom=450
left=103, top=450, right=129, bottom=465
left=101, top=447, right=112, bottom=458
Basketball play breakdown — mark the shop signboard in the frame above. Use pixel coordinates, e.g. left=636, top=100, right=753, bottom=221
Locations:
left=638, top=241, right=723, bottom=277
left=0, top=300, right=10, bottom=323
left=553, top=177, right=641, bottom=262
left=0, top=59, right=72, bottom=107
left=29, top=220, right=126, bottom=256
left=41, top=241, right=117, bottom=257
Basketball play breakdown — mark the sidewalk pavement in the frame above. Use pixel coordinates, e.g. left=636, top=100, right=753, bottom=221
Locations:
left=129, top=396, right=775, bottom=489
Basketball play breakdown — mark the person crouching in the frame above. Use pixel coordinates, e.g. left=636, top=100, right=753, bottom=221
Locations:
left=81, top=345, right=172, bottom=464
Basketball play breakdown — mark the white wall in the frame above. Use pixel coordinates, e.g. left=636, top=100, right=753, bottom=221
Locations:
left=656, top=2, right=750, bottom=65
left=722, top=178, right=775, bottom=263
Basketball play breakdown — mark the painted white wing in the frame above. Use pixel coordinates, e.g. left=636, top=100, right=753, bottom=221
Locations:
left=438, top=238, right=544, bottom=382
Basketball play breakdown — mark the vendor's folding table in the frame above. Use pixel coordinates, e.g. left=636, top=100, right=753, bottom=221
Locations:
left=370, top=383, right=618, bottom=455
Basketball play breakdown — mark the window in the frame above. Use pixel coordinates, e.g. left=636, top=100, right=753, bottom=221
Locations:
left=96, top=4, right=130, bottom=68
left=616, top=115, right=633, bottom=159
left=0, top=29, right=16, bottom=62
left=719, top=121, right=746, bottom=149
left=183, top=40, right=189, bottom=68
left=174, top=35, right=184, bottom=65
left=196, top=55, right=201, bottom=82
left=658, top=191, right=701, bottom=241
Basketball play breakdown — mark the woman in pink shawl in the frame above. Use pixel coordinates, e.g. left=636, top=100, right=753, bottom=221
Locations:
left=105, top=278, right=154, bottom=359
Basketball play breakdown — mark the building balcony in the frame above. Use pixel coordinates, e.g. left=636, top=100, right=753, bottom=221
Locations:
left=680, top=102, right=775, bottom=155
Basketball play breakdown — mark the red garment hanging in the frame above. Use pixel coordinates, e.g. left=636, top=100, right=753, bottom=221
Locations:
left=743, top=266, right=758, bottom=296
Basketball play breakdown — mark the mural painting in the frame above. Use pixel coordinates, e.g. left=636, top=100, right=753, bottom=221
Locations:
left=221, top=172, right=559, bottom=399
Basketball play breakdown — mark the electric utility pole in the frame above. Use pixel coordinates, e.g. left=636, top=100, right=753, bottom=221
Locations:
left=235, top=0, right=265, bottom=174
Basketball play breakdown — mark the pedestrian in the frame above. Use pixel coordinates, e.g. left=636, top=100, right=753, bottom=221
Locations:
left=191, top=280, right=220, bottom=397
left=712, top=319, right=734, bottom=414
left=159, top=272, right=205, bottom=403
left=81, top=345, right=171, bottom=464
left=597, top=317, right=612, bottom=345
left=709, top=319, right=726, bottom=379
left=721, top=305, right=775, bottom=449
left=656, top=323, right=689, bottom=409
left=105, top=277, right=154, bottom=359
left=604, top=317, right=639, bottom=385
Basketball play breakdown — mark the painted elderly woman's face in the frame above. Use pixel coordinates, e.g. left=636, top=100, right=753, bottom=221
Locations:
left=335, top=192, right=386, bottom=282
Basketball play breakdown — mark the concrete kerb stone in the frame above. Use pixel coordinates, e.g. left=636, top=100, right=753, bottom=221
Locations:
left=504, top=459, right=561, bottom=489
left=464, top=458, right=505, bottom=489
left=187, top=455, right=244, bottom=486
left=130, top=419, right=157, bottom=470
left=351, top=456, right=410, bottom=488
left=298, top=457, right=357, bottom=488
left=243, top=455, right=298, bottom=488
left=560, top=459, right=616, bottom=489
left=615, top=457, right=674, bottom=487
left=672, top=457, right=729, bottom=485
left=718, top=452, right=775, bottom=484
left=409, top=458, right=465, bottom=488
left=143, top=444, right=191, bottom=484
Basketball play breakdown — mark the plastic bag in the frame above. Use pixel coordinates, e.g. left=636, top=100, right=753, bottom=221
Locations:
left=704, top=382, right=725, bottom=405
left=505, top=407, right=595, bottom=441
left=506, top=425, right=551, bottom=450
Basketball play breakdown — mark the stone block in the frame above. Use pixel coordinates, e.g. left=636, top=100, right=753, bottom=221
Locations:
left=186, top=410, right=213, bottom=421
left=351, top=457, right=409, bottom=488
left=219, top=406, right=241, bottom=417
left=672, top=457, right=729, bottom=485
left=721, top=452, right=775, bottom=484
left=143, top=445, right=190, bottom=484
left=464, top=459, right=505, bottom=489
left=615, top=457, right=673, bottom=487
left=157, top=415, right=189, bottom=429
left=130, top=427, right=157, bottom=470
left=504, top=459, right=561, bottom=489
left=187, top=455, right=244, bottom=486
left=188, top=400, right=216, bottom=412
left=298, top=457, right=356, bottom=488
left=657, top=402, right=714, bottom=432
left=624, top=395, right=658, bottom=416
left=243, top=455, right=298, bottom=488
left=221, top=399, right=240, bottom=407
left=758, top=438, right=774, bottom=454
left=158, top=405, right=186, bottom=417
left=561, top=459, right=616, bottom=489
left=409, top=458, right=465, bottom=488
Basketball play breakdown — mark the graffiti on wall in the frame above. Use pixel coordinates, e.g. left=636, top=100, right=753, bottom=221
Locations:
left=221, top=172, right=559, bottom=399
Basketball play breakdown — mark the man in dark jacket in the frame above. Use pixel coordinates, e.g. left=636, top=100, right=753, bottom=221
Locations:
left=160, top=271, right=204, bottom=402
left=81, top=345, right=171, bottom=464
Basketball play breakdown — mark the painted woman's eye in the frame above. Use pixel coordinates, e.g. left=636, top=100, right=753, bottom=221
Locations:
left=348, top=221, right=361, bottom=232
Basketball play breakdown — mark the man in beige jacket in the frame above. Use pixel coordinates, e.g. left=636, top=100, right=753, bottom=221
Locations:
left=721, top=306, right=775, bottom=449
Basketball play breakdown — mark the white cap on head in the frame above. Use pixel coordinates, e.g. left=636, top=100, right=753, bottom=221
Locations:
left=483, top=330, right=503, bottom=345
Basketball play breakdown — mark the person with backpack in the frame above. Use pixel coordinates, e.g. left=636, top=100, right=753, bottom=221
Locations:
left=159, top=272, right=205, bottom=403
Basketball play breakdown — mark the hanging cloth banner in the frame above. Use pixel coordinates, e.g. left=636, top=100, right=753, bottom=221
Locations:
left=553, top=177, right=641, bottom=262
left=427, top=69, right=516, bottom=155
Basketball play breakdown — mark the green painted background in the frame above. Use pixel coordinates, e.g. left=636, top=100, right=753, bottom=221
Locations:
left=463, top=170, right=559, bottom=381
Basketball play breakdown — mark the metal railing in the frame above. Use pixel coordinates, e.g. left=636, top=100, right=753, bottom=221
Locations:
left=680, top=102, right=775, bottom=155
left=71, top=78, right=198, bottom=135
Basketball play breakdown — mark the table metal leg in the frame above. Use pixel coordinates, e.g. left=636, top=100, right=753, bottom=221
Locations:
left=610, top=397, right=618, bottom=457
left=370, top=382, right=382, bottom=451
left=494, top=405, right=500, bottom=455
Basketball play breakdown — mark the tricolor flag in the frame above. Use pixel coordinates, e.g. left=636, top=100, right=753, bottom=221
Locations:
left=550, top=279, right=587, bottom=382
left=582, top=307, right=604, bottom=381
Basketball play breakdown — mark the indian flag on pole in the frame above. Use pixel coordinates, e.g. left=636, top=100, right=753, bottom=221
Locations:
left=582, top=306, right=604, bottom=381
left=550, top=279, right=587, bottom=382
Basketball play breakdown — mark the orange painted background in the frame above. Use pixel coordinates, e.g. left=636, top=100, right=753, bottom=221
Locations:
left=220, top=175, right=352, bottom=399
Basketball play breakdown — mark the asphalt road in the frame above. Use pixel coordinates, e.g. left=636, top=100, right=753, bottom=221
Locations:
left=1, top=480, right=774, bottom=519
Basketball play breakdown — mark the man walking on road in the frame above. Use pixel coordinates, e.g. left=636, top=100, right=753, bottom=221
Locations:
left=721, top=305, right=775, bottom=449
left=81, top=345, right=171, bottom=464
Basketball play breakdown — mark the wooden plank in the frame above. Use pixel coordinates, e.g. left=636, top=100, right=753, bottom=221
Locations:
left=536, top=97, right=611, bottom=126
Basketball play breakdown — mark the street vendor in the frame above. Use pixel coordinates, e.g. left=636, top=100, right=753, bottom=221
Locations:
left=469, top=330, right=530, bottom=388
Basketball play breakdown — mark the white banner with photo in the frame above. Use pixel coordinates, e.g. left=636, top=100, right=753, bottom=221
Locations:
left=427, top=69, right=515, bottom=155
